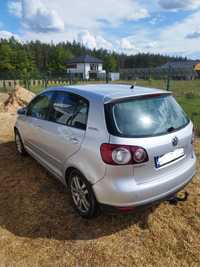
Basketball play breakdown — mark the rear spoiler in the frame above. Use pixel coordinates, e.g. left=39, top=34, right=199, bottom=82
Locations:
left=104, top=91, right=172, bottom=104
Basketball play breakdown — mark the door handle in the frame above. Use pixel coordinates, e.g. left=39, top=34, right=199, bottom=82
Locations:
left=70, top=137, right=80, bottom=144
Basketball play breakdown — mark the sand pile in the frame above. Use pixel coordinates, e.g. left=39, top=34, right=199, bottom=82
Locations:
left=1, top=85, right=35, bottom=113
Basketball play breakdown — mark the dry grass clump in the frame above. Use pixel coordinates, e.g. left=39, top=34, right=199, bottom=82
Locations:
left=0, top=110, right=199, bottom=266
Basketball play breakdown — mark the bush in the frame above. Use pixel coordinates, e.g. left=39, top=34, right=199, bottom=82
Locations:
left=185, top=92, right=195, bottom=99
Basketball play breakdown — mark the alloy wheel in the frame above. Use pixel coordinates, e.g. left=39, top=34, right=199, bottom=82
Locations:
left=70, top=175, right=90, bottom=213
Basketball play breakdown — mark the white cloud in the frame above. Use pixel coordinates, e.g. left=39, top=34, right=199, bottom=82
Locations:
left=0, top=30, right=21, bottom=41
left=157, top=9, right=200, bottom=54
left=95, top=36, right=113, bottom=50
left=116, top=37, right=158, bottom=55
left=6, top=0, right=149, bottom=51
left=119, top=38, right=136, bottom=50
left=123, top=8, right=200, bottom=57
left=186, top=31, right=200, bottom=39
left=5, top=0, right=200, bottom=58
left=158, top=0, right=200, bottom=10
left=21, top=0, right=64, bottom=32
left=78, top=31, right=96, bottom=49
left=11, top=0, right=148, bottom=33
left=22, top=29, right=113, bottom=52
left=50, top=0, right=149, bottom=28
left=116, top=38, right=139, bottom=55
left=144, top=42, right=158, bottom=49
left=78, top=30, right=113, bottom=50
left=8, top=1, right=22, bottom=17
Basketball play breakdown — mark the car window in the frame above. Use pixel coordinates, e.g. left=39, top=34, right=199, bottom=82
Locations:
left=105, top=94, right=189, bottom=138
left=27, top=92, right=53, bottom=120
left=50, top=92, right=89, bottom=130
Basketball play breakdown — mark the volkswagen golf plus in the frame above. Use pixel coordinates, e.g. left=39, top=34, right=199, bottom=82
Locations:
left=15, top=84, right=197, bottom=218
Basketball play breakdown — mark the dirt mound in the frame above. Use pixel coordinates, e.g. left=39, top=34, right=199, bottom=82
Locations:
left=2, top=85, right=35, bottom=113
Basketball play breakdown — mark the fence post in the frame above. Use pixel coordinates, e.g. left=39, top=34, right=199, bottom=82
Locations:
left=166, top=65, right=171, bottom=91
left=106, top=70, right=109, bottom=83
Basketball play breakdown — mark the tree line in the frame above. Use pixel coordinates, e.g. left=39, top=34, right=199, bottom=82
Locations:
left=0, top=37, right=187, bottom=80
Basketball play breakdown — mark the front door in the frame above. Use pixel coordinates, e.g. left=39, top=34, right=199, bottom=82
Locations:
left=34, top=91, right=89, bottom=180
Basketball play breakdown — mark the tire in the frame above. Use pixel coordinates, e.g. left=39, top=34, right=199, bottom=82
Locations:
left=69, top=169, right=99, bottom=218
left=15, top=129, right=27, bottom=156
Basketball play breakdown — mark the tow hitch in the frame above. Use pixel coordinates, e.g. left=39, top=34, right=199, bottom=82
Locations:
left=167, top=191, right=189, bottom=205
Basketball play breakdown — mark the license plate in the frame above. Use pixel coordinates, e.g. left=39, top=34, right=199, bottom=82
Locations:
left=155, top=148, right=185, bottom=168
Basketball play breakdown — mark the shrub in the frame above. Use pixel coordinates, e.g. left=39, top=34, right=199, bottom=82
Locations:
left=185, top=92, right=195, bottom=99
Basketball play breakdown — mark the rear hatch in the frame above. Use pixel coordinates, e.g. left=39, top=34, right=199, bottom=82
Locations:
left=105, top=93, right=194, bottom=184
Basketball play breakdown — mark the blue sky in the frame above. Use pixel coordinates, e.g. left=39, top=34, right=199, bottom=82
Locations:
left=1, top=0, right=200, bottom=58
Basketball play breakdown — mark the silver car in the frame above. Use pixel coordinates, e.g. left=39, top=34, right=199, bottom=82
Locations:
left=15, top=84, right=197, bottom=218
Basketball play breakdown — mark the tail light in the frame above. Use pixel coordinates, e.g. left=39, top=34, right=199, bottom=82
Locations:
left=100, top=144, right=148, bottom=165
left=192, top=127, right=195, bottom=145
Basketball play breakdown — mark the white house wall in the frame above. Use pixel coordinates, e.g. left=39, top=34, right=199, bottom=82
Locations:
left=98, top=64, right=103, bottom=71
left=67, top=62, right=105, bottom=79
left=84, top=63, right=90, bottom=79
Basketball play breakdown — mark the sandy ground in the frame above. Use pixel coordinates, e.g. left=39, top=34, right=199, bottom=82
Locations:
left=0, top=93, right=8, bottom=113
left=0, top=93, right=8, bottom=103
left=0, top=93, right=200, bottom=267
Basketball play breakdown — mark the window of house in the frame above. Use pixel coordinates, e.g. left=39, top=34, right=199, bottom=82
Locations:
left=90, top=64, right=98, bottom=71
left=67, top=64, right=77, bottom=69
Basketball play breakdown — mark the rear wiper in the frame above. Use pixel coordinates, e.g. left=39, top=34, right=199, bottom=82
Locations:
left=167, top=126, right=176, bottom=133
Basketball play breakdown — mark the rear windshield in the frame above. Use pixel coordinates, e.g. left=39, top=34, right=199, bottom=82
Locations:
left=105, top=94, right=189, bottom=138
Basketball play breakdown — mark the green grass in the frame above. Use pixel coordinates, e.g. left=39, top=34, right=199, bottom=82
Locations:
left=28, top=85, right=44, bottom=94
left=176, top=96, right=200, bottom=133
left=114, top=79, right=200, bottom=96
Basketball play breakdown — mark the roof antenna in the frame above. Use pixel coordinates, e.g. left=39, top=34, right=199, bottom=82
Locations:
left=130, top=82, right=136, bottom=90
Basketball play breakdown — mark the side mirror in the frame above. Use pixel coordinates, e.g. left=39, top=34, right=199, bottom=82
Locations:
left=17, top=107, right=27, bottom=115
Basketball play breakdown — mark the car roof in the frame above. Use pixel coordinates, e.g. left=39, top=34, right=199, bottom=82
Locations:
left=45, top=84, right=170, bottom=103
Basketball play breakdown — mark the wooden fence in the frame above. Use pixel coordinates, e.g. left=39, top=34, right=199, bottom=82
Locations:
left=0, top=79, right=71, bottom=89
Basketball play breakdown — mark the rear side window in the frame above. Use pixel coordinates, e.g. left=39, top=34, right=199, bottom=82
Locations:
left=49, top=92, right=89, bottom=130
left=105, top=94, right=189, bottom=138
left=27, top=92, right=53, bottom=120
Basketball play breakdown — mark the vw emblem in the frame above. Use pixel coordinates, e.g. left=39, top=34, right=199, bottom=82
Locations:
left=172, top=136, right=178, bottom=147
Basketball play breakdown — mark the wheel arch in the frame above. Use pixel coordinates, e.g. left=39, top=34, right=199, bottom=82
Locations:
left=14, top=125, right=23, bottom=136
left=65, top=166, right=92, bottom=187
left=14, top=126, right=24, bottom=142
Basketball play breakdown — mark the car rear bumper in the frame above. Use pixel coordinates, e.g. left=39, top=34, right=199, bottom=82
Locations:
left=93, top=154, right=196, bottom=208
left=99, top=179, right=192, bottom=214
